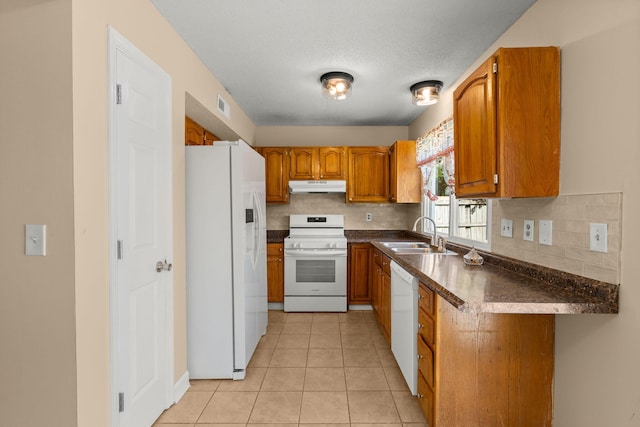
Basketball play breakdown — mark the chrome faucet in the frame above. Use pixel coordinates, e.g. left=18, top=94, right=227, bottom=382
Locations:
left=412, top=216, right=438, bottom=245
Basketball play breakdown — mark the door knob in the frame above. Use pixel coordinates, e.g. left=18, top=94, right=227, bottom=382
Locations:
left=156, top=259, right=173, bottom=273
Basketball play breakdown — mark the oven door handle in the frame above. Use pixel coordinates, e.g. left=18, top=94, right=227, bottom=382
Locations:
left=284, top=249, right=348, bottom=257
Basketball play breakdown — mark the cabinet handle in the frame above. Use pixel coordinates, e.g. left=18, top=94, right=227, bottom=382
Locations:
left=417, top=354, right=424, bottom=360
left=278, top=258, right=282, bottom=262
left=417, top=393, right=424, bottom=399
left=418, top=294, right=424, bottom=300
left=418, top=323, right=424, bottom=329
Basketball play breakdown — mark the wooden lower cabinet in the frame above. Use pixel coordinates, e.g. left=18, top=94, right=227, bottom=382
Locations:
left=369, top=247, right=381, bottom=315
left=267, top=243, right=284, bottom=302
left=417, top=282, right=554, bottom=426
left=369, top=247, right=391, bottom=345
left=348, top=243, right=371, bottom=304
left=380, top=255, right=391, bottom=344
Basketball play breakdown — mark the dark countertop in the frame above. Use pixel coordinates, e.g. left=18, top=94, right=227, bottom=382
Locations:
left=268, top=229, right=618, bottom=314
left=370, top=238, right=618, bottom=315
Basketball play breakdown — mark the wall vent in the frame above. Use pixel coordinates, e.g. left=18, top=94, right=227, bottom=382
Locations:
left=217, top=94, right=231, bottom=119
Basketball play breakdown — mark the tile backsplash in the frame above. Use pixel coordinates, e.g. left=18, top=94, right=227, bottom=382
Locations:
left=266, top=192, right=621, bottom=284
left=266, top=193, right=416, bottom=230
left=491, top=193, right=622, bottom=284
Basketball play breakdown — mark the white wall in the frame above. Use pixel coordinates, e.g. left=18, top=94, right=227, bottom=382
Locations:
left=256, top=125, right=408, bottom=147
left=409, top=0, right=640, bottom=424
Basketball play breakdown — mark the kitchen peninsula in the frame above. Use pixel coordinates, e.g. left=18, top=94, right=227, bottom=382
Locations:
left=373, top=232, right=617, bottom=426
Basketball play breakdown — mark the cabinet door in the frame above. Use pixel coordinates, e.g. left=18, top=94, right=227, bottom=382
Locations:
left=453, top=55, right=498, bottom=197
left=289, top=147, right=318, bottom=180
left=185, top=116, right=205, bottom=145
left=347, top=147, right=389, bottom=203
left=203, top=130, right=219, bottom=145
left=262, top=147, right=290, bottom=203
left=348, top=244, right=371, bottom=304
left=389, top=140, right=421, bottom=203
left=369, top=248, right=381, bottom=314
left=381, top=271, right=391, bottom=344
left=319, top=147, right=346, bottom=179
left=267, top=243, right=284, bottom=302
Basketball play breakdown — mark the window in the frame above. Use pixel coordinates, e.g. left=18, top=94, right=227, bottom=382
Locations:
left=416, top=118, right=491, bottom=250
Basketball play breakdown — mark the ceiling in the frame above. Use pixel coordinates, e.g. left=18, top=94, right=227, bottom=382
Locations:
left=152, top=0, right=536, bottom=127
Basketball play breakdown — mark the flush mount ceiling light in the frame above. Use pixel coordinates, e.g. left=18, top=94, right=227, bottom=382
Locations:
left=410, top=80, right=443, bottom=106
left=320, top=71, right=354, bottom=100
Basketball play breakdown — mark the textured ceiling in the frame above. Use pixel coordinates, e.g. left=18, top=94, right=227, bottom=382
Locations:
left=152, top=0, right=536, bottom=126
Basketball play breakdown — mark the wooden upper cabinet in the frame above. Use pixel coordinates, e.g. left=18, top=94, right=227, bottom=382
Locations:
left=453, top=47, right=560, bottom=198
left=185, top=116, right=205, bottom=145
left=262, top=147, right=290, bottom=203
left=289, top=147, right=318, bottom=180
left=347, top=147, right=389, bottom=203
left=203, top=130, right=219, bottom=145
left=389, top=140, right=421, bottom=203
left=185, top=116, right=220, bottom=146
left=318, top=147, right=346, bottom=180
left=289, top=146, right=346, bottom=180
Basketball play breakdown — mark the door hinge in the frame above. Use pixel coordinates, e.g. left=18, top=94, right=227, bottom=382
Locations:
left=118, top=392, right=125, bottom=412
left=493, top=63, right=498, bottom=74
left=116, top=84, right=122, bottom=104
left=117, top=240, right=123, bottom=260
left=493, top=174, right=499, bottom=184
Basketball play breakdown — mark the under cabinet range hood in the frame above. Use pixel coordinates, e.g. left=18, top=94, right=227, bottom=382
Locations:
left=288, top=180, right=347, bottom=194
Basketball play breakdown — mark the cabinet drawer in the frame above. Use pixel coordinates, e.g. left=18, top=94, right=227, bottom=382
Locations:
left=418, top=307, right=435, bottom=348
left=417, top=334, right=434, bottom=389
left=267, top=243, right=283, bottom=257
left=418, top=283, right=435, bottom=316
left=417, top=371, right=434, bottom=427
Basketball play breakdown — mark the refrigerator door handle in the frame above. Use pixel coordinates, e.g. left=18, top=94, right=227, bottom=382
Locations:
left=250, top=190, right=263, bottom=269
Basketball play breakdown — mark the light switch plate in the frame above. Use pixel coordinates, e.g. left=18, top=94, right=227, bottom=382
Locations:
left=539, top=220, right=552, bottom=246
left=500, top=219, right=513, bottom=238
left=590, top=223, right=608, bottom=253
left=523, top=219, right=534, bottom=242
left=25, top=224, right=46, bottom=256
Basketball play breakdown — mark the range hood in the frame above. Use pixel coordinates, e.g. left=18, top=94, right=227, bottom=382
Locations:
left=288, top=180, right=347, bottom=194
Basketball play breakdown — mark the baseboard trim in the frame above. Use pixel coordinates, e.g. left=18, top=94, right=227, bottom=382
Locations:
left=173, top=370, right=190, bottom=403
left=348, top=304, right=373, bottom=311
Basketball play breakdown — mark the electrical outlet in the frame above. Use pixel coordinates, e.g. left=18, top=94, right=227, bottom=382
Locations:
left=500, top=219, right=513, bottom=238
left=523, top=219, right=534, bottom=242
left=539, top=220, right=552, bottom=246
left=365, top=212, right=372, bottom=222
left=590, top=223, right=608, bottom=253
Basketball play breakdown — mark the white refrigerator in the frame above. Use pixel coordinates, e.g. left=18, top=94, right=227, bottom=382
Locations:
left=185, top=140, right=267, bottom=379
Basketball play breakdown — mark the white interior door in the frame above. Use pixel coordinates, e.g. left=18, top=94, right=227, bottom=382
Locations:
left=108, top=28, right=173, bottom=427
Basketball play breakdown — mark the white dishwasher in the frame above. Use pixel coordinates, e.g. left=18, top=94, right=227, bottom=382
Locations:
left=390, top=261, right=418, bottom=395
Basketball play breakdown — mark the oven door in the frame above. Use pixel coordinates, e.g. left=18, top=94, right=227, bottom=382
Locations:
left=284, top=249, right=347, bottom=296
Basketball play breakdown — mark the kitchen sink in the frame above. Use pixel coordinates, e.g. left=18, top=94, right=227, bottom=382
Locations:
left=381, top=241, right=457, bottom=255
left=382, top=241, right=431, bottom=249
left=391, top=247, right=457, bottom=255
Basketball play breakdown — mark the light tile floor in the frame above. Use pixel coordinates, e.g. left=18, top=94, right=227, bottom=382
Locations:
left=154, top=310, right=427, bottom=426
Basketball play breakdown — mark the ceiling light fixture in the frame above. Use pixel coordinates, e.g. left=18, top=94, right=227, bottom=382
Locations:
left=410, top=80, right=443, bottom=106
left=320, top=72, right=354, bottom=100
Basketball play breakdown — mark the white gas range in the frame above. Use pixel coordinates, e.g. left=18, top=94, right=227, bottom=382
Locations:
left=283, top=215, right=348, bottom=312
